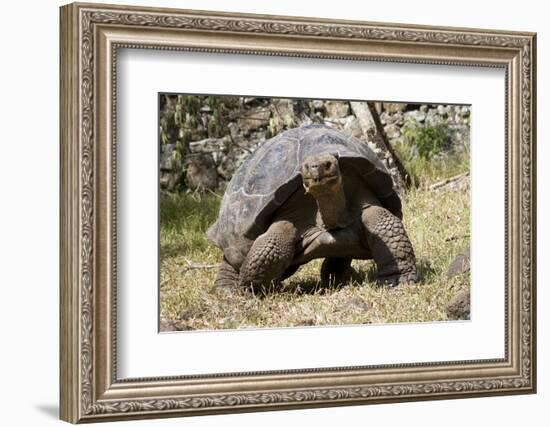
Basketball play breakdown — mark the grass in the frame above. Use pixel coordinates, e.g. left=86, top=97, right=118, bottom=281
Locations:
left=159, top=192, right=220, bottom=259
left=395, top=123, right=470, bottom=188
left=159, top=151, right=470, bottom=331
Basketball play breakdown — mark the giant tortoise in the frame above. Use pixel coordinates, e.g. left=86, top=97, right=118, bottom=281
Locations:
left=207, top=124, right=417, bottom=292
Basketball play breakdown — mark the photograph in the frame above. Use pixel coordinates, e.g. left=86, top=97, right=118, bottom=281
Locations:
left=158, top=94, right=472, bottom=331
left=58, top=3, right=536, bottom=422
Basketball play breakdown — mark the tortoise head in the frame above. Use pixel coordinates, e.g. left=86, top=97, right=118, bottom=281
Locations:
left=300, top=153, right=342, bottom=197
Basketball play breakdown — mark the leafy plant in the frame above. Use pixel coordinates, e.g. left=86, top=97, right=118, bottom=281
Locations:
left=394, top=121, right=468, bottom=188
left=403, top=122, right=450, bottom=160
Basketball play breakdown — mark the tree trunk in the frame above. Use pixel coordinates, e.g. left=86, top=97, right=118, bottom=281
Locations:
left=349, top=102, right=412, bottom=190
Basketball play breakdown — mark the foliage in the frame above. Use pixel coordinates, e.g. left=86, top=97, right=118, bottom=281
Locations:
left=402, top=121, right=450, bottom=160
left=395, top=123, right=469, bottom=188
left=159, top=94, right=238, bottom=187
left=160, top=191, right=221, bottom=259
left=266, top=106, right=297, bottom=138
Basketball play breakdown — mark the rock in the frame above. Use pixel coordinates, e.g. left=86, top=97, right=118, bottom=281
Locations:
left=383, top=102, right=407, bottom=113
left=185, top=153, right=218, bottom=191
left=268, top=99, right=297, bottom=135
left=160, top=143, right=176, bottom=170
left=160, top=144, right=183, bottom=190
left=237, top=107, right=271, bottom=133
left=159, top=170, right=182, bottom=191
left=159, top=317, right=194, bottom=332
left=310, top=100, right=325, bottom=112
left=384, top=124, right=401, bottom=140
left=227, top=122, right=239, bottom=138
left=436, top=105, right=448, bottom=117
left=425, top=112, right=443, bottom=127
left=216, top=142, right=258, bottom=181
left=380, top=111, right=404, bottom=126
left=189, top=136, right=230, bottom=154
left=405, top=109, right=426, bottom=123
left=160, top=96, right=472, bottom=194
left=271, top=99, right=294, bottom=120
left=446, top=246, right=470, bottom=278
left=323, top=118, right=344, bottom=130
left=325, top=100, right=350, bottom=118
left=394, top=112, right=405, bottom=126
left=342, top=116, right=363, bottom=138
left=446, top=290, right=470, bottom=320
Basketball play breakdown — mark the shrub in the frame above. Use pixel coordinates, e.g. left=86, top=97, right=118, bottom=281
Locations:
left=395, top=122, right=468, bottom=188
left=403, top=122, right=450, bottom=160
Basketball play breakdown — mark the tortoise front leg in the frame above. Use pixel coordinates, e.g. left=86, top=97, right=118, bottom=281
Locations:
left=239, top=221, right=298, bottom=294
left=361, top=205, right=417, bottom=286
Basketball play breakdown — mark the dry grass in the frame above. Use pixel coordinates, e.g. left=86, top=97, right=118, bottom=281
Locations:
left=159, top=166, right=470, bottom=331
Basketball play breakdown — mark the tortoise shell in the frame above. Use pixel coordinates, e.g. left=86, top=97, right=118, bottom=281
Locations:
left=207, top=124, right=401, bottom=267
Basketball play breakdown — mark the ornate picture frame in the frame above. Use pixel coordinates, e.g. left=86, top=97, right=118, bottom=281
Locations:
left=60, top=2, right=536, bottom=423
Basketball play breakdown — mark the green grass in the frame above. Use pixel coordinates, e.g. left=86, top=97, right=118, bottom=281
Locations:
left=159, top=191, right=221, bottom=259
left=159, top=153, right=470, bottom=331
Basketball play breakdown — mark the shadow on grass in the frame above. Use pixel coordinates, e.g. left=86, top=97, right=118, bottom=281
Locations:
left=258, top=258, right=434, bottom=297
left=209, top=256, right=439, bottom=301
left=273, top=265, right=375, bottom=297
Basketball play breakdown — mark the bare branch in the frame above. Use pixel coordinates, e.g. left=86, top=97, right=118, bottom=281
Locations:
left=179, top=259, right=220, bottom=271
left=429, top=172, right=470, bottom=191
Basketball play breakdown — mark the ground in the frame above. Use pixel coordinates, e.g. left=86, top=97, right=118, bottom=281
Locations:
left=159, top=157, right=470, bottom=331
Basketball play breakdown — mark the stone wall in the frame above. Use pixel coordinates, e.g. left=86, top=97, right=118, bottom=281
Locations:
left=159, top=95, right=470, bottom=192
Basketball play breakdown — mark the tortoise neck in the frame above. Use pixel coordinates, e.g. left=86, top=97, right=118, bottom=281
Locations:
left=314, top=184, right=349, bottom=230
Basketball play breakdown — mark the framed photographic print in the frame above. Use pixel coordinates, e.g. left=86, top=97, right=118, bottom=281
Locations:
left=59, top=2, right=536, bottom=423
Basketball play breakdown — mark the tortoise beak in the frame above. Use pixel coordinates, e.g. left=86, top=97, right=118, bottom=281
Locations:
left=311, top=168, right=321, bottom=182
left=302, top=173, right=340, bottom=194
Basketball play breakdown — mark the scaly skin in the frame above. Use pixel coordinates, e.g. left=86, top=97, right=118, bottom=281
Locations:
left=238, top=221, right=298, bottom=294
left=361, top=205, right=417, bottom=286
left=301, top=153, right=350, bottom=229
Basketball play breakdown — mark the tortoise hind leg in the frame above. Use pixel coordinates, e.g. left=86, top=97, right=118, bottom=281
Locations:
left=361, top=205, right=417, bottom=286
left=239, top=221, right=298, bottom=294
left=321, top=257, right=352, bottom=286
